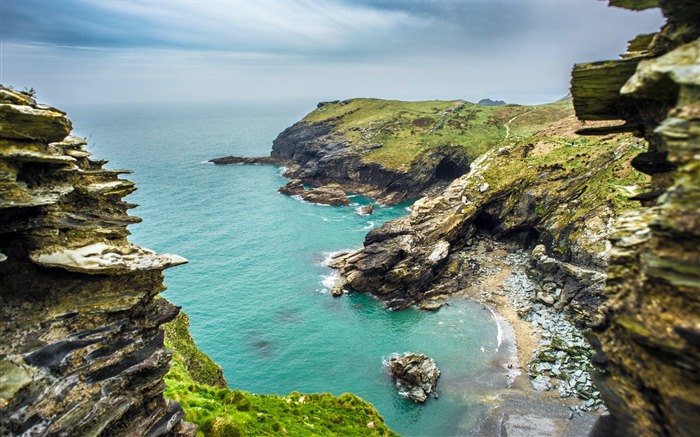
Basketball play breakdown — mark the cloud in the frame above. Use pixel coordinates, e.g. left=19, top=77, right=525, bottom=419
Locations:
left=1, top=0, right=665, bottom=105
left=3, top=0, right=422, bottom=58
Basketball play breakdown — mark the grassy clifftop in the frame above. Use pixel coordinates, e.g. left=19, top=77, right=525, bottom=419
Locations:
left=301, top=98, right=573, bottom=169
left=163, top=310, right=398, bottom=437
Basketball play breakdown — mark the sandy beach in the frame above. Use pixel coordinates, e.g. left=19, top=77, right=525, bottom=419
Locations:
left=451, top=241, right=604, bottom=436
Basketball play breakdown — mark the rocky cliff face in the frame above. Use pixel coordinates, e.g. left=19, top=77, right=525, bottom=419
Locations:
left=572, top=1, right=700, bottom=435
left=329, top=116, right=645, bottom=321
left=271, top=108, right=471, bottom=205
left=0, top=87, right=194, bottom=435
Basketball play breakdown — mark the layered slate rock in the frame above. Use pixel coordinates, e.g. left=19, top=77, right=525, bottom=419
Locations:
left=0, top=86, right=193, bottom=436
left=574, top=2, right=700, bottom=435
left=386, top=353, right=440, bottom=403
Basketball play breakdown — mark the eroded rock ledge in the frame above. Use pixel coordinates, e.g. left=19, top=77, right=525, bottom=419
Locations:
left=0, top=86, right=193, bottom=435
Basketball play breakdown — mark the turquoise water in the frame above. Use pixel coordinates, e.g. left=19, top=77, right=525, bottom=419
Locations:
left=68, top=101, right=502, bottom=436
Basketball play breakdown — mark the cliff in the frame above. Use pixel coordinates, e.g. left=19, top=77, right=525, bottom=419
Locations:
left=572, top=1, right=700, bottom=435
left=328, top=111, right=645, bottom=322
left=0, top=86, right=193, bottom=435
left=324, top=0, right=698, bottom=434
left=213, top=98, right=573, bottom=204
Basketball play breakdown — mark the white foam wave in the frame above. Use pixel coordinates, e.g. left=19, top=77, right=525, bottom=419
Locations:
left=318, top=250, right=353, bottom=266
left=486, top=305, right=503, bottom=352
left=199, top=160, right=215, bottom=164
left=363, top=221, right=375, bottom=230
left=318, top=270, right=342, bottom=294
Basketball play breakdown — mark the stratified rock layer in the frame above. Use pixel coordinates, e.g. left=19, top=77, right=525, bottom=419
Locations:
left=572, top=1, right=700, bottom=435
left=0, top=86, right=193, bottom=436
left=329, top=124, right=645, bottom=319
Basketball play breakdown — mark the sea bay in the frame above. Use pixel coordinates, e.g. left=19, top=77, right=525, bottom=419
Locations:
left=68, top=100, right=502, bottom=436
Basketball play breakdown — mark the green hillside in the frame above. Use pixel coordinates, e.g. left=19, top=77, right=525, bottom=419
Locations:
left=163, top=311, right=398, bottom=437
left=302, top=98, right=573, bottom=169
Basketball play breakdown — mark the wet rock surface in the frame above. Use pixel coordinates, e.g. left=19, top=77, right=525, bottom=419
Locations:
left=0, top=86, right=193, bottom=436
left=386, top=353, right=440, bottom=403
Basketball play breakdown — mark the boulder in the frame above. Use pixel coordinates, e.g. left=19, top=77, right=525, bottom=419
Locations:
left=278, top=180, right=351, bottom=205
left=299, top=185, right=350, bottom=206
left=278, top=179, right=304, bottom=196
left=358, top=204, right=374, bottom=215
left=387, top=353, right=440, bottom=403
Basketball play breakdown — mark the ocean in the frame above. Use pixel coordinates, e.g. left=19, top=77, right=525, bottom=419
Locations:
left=67, top=100, right=503, bottom=436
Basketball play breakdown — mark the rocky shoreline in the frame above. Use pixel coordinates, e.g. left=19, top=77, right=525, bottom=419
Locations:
left=443, top=238, right=606, bottom=435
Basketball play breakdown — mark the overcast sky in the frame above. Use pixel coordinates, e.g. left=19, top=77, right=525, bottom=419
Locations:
left=1, top=0, right=663, bottom=106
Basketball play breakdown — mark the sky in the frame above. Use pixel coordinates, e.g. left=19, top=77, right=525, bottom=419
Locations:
left=1, top=0, right=664, bottom=106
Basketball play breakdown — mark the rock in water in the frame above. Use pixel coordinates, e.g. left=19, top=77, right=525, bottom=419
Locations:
left=300, top=185, right=351, bottom=206
left=278, top=179, right=350, bottom=205
left=278, top=179, right=305, bottom=195
left=387, top=353, right=440, bottom=403
left=358, top=204, right=375, bottom=215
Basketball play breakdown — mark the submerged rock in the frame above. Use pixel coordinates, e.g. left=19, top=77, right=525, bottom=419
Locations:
left=387, top=353, right=440, bottom=403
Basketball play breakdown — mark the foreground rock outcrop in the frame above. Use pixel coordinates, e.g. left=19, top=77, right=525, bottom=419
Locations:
left=572, top=1, right=700, bottom=435
left=0, top=86, right=193, bottom=435
left=386, top=353, right=440, bottom=403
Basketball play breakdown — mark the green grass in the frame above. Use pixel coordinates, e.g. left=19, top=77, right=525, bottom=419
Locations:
left=300, top=98, right=575, bottom=169
left=163, top=309, right=399, bottom=436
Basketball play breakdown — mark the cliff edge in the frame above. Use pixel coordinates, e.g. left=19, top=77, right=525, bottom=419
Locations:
left=572, top=1, right=700, bottom=435
left=0, top=86, right=193, bottom=435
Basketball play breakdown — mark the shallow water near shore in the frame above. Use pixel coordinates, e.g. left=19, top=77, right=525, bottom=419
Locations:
left=68, top=100, right=507, bottom=436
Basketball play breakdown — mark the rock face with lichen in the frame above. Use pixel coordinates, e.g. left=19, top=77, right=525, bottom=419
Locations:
left=0, top=86, right=194, bottom=435
left=572, top=1, right=700, bottom=435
